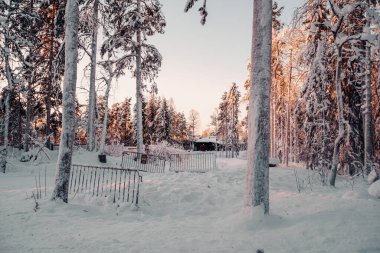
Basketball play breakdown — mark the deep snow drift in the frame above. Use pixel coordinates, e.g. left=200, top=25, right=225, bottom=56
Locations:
left=1, top=150, right=379, bottom=253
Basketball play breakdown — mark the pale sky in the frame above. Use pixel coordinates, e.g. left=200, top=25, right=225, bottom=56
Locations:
left=102, top=0, right=304, bottom=132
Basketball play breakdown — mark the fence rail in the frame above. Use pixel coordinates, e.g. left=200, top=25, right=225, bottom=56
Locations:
left=169, top=152, right=216, bottom=172
left=69, top=164, right=142, bottom=204
left=121, top=151, right=166, bottom=173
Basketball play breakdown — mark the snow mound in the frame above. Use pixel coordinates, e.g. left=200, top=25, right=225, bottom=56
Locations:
left=368, top=180, right=380, bottom=198
left=367, top=169, right=379, bottom=185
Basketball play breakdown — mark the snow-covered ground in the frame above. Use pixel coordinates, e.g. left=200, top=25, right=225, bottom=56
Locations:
left=1, top=150, right=380, bottom=253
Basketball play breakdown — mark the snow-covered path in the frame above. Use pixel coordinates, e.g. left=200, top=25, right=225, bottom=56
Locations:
left=1, top=152, right=379, bottom=253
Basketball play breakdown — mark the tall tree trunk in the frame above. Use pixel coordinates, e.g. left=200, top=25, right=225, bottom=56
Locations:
left=135, top=0, right=143, bottom=154
left=24, top=0, right=34, bottom=153
left=17, top=91, right=22, bottom=149
left=245, top=0, right=272, bottom=214
left=52, top=0, right=79, bottom=203
left=1, top=1, right=12, bottom=173
left=285, top=49, right=293, bottom=167
left=99, top=51, right=113, bottom=155
left=25, top=73, right=33, bottom=152
left=87, top=0, right=99, bottom=152
left=45, top=21, right=55, bottom=150
left=270, top=79, right=276, bottom=158
left=273, top=68, right=278, bottom=159
left=99, top=81, right=111, bottom=155
left=330, top=46, right=345, bottom=186
left=294, top=110, right=300, bottom=163
left=364, top=31, right=373, bottom=175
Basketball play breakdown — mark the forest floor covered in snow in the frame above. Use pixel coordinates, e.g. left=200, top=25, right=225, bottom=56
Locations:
left=1, top=150, right=380, bottom=253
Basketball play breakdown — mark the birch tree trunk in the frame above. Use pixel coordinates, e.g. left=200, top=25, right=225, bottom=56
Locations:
left=87, top=0, right=99, bottom=152
left=245, top=0, right=272, bottom=214
left=52, top=0, right=79, bottom=203
left=1, top=1, right=12, bottom=173
left=135, top=0, right=144, bottom=154
left=98, top=81, right=111, bottom=155
left=99, top=52, right=113, bottom=155
left=330, top=46, right=345, bottom=187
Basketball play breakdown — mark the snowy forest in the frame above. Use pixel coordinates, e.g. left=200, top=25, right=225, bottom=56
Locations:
left=1, top=0, right=380, bottom=253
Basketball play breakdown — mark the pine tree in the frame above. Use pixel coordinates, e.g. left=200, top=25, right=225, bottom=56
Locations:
left=37, top=0, right=66, bottom=148
left=217, top=92, right=229, bottom=152
left=101, top=0, right=165, bottom=153
left=156, top=97, right=172, bottom=143
left=226, top=83, right=240, bottom=158
left=0, top=0, right=40, bottom=171
left=144, top=94, right=160, bottom=144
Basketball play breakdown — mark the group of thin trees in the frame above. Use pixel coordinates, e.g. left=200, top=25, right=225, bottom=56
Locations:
left=0, top=0, right=284, bottom=214
left=3, top=0, right=378, bottom=215
left=247, top=0, right=380, bottom=187
left=74, top=94, right=190, bottom=150
left=209, top=83, right=242, bottom=158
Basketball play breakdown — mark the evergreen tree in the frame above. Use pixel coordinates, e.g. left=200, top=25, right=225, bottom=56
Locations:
left=226, top=83, right=240, bottom=158
left=101, top=0, right=165, bottom=153
left=144, top=94, right=160, bottom=144
left=156, top=97, right=172, bottom=143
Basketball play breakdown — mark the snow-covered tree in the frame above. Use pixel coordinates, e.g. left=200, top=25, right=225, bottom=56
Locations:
left=188, top=109, right=200, bottom=149
left=156, top=97, right=172, bottom=143
left=0, top=0, right=40, bottom=171
left=101, top=0, right=165, bottom=153
left=144, top=94, right=160, bottom=144
left=107, top=98, right=134, bottom=146
left=245, top=0, right=272, bottom=214
left=172, top=111, right=188, bottom=142
left=52, top=0, right=79, bottom=203
left=86, top=0, right=100, bottom=152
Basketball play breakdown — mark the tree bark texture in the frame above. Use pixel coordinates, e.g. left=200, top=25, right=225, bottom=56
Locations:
left=245, top=0, right=272, bottom=214
left=51, top=0, right=79, bottom=203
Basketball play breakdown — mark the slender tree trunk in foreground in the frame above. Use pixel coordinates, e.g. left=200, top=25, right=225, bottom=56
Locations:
left=52, top=0, right=79, bottom=202
left=1, top=2, right=12, bottom=173
left=99, top=52, right=113, bottom=155
left=245, top=0, right=272, bottom=214
left=135, top=0, right=144, bottom=154
left=87, top=0, right=99, bottom=152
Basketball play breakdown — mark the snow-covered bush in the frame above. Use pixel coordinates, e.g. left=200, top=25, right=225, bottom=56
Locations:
left=147, top=141, right=187, bottom=160
left=367, top=168, right=379, bottom=185
left=20, top=147, right=51, bottom=164
left=368, top=180, right=380, bottom=198
left=104, top=142, right=124, bottom=157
